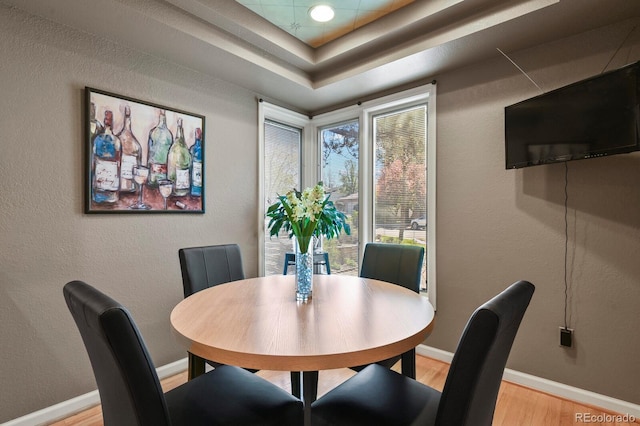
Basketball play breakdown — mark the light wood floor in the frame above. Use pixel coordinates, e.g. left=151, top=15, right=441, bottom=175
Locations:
left=50, top=355, right=638, bottom=426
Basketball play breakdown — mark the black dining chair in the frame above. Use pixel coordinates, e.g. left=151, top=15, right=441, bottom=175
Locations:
left=295, top=242, right=425, bottom=404
left=353, top=242, right=425, bottom=377
left=179, top=244, right=246, bottom=298
left=179, top=244, right=300, bottom=397
left=311, top=280, right=535, bottom=426
left=63, top=280, right=303, bottom=426
left=178, top=244, right=247, bottom=379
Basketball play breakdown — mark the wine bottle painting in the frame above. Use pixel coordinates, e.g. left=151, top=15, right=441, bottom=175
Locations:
left=85, top=87, right=205, bottom=213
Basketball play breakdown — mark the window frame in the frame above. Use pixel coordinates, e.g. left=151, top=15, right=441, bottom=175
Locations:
left=259, top=84, right=437, bottom=307
left=258, top=101, right=313, bottom=276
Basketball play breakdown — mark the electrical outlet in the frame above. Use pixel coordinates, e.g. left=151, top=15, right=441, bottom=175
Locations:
left=560, top=327, right=573, bottom=347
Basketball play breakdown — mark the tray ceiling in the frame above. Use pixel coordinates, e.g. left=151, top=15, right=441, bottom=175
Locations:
left=4, top=0, right=640, bottom=114
left=235, top=0, right=415, bottom=47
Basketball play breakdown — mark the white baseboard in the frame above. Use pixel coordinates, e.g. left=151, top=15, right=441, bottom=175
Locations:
left=6, top=349, right=640, bottom=425
left=2, top=358, right=188, bottom=426
left=417, top=344, right=640, bottom=418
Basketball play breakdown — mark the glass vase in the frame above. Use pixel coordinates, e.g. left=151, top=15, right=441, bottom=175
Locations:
left=295, top=239, right=313, bottom=302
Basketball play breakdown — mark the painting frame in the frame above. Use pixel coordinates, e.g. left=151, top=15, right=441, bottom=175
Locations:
left=85, top=87, right=205, bottom=214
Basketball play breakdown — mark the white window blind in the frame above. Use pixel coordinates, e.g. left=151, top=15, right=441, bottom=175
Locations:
left=263, top=119, right=301, bottom=276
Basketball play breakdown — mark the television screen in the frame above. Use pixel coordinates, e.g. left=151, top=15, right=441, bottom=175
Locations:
left=505, top=61, right=640, bottom=169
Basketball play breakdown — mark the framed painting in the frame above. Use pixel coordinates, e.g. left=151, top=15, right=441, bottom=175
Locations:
left=85, top=87, right=205, bottom=213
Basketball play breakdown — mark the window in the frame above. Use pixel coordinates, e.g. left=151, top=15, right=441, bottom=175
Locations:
left=320, top=120, right=360, bottom=275
left=259, top=103, right=310, bottom=276
left=263, top=120, right=301, bottom=276
left=259, top=84, right=436, bottom=306
left=373, top=105, right=428, bottom=291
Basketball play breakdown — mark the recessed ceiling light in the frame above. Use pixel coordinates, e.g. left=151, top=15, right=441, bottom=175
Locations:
left=309, top=5, right=335, bottom=23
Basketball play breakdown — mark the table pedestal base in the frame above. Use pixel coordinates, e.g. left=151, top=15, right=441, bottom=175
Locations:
left=291, top=371, right=318, bottom=426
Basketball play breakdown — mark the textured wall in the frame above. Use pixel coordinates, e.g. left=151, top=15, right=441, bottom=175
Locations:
left=428, top=18, right=640, bottom=404
left=2, top=2, right=640, bottom=423
left=0, top=4, right=259, bottom=422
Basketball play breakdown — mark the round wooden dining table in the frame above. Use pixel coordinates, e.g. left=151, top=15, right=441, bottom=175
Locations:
left=170, top=274, right=435, bottom=425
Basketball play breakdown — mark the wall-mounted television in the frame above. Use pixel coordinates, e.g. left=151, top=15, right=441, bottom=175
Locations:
left=505, top=61, right=640, bottom=169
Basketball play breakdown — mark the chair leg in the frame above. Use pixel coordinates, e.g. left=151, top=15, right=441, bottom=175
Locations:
left=291, top=371, right=300, bottom=398
left=400, top=348, right=416, bottom=379
left=188, top=352, right=206, bottom=380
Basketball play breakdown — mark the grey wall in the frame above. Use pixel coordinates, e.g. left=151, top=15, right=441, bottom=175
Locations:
left=1, top=3, right=640, bottom=423
left=0, top=4, right=260, bottom=422
left=428, top=18, right=640, bottom=404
